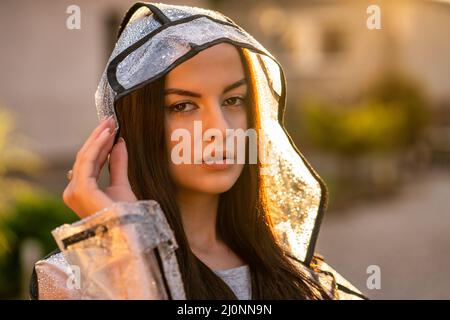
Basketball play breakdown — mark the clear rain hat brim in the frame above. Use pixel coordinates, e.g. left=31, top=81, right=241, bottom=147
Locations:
left=95, top=2, right=328, bottom=266
left=108, top=16, right=273, bottom=96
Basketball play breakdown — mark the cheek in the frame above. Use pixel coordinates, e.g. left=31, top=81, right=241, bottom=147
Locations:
left=164, top=118, right=196, bottom=187
left=239, top=109, right=249, bottom=130
left=231, top=109, right=248, bottom=130
left=165, top=118, right=195, bottom=163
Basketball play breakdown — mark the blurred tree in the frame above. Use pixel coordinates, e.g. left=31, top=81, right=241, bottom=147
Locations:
left=295, top=73, right=430, bottom=207
left=0, top=107, right=77, bottom=298
left=0, top=192, right=77, bottom=299
left=0, top=108, right=44, bottom=213
left=300, top=73, right=429, bottom=156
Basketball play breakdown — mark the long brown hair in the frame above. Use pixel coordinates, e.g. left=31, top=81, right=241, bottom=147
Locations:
left=114, top=46, right=331, bottom=299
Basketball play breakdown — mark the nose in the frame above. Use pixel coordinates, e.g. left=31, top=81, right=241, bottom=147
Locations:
left=202, top=100, right=230, bottom=142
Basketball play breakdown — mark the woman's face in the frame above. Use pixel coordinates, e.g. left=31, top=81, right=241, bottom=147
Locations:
left=164, top=42, right=248, bottom=196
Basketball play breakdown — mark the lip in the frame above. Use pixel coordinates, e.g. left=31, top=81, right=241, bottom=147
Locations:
left=201, top=158, right=235, bottom=170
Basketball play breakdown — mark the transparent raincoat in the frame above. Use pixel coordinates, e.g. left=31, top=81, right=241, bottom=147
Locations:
left=29, top=2, right=367, bottom=300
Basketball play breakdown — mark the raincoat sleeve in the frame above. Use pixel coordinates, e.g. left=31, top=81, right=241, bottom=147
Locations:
left=29, top=200, right=185, bottom=300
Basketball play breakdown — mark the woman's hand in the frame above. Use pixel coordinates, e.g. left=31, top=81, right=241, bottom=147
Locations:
left=63, top=116, right=138, bottom=219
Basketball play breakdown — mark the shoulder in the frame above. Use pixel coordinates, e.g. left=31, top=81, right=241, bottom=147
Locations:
left=288, top=253, right=369, bottom=300
left=29, top=248, right=82, bottom=300
left=311, top=254, right=368, bottom=300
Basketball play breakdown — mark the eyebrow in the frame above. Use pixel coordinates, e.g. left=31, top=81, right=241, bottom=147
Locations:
left=164, top=78, right=247, bottom=98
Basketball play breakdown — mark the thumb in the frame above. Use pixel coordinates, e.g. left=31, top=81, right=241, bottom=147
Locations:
left=108, top=137, right=131, bottom=186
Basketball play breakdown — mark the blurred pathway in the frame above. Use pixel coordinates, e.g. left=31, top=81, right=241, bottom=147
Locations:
left=316, top=168, right=450, bottom=299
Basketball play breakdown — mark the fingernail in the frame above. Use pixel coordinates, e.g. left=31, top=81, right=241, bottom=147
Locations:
left=119, top=137, right=125, bottom=144
left=100, top=127, right=111, bottom=137
left=100, top=115, right=112, bottom=125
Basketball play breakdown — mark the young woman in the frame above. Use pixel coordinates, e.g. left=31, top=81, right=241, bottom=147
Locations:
left=30, top=2, right=366, bottom=300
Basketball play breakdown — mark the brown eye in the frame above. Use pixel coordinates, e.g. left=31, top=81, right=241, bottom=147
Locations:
left=223, top=96, right=247, bottom=107
left=167, top=102, right=198, bottom=113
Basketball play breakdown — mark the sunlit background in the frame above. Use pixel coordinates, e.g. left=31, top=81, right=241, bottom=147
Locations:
left=0, top=0, right=449, bottom=299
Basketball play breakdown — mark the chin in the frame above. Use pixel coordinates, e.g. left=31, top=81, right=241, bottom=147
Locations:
left=196, top=175, right=238, bottom=194
left=171, top=164, right=244, bottom=195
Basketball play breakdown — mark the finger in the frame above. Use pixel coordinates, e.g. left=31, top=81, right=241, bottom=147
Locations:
left=108, top=137, right=130, bottom=186
left=76, top=126, right=115, bottom=184
left=93, top=128, right=118, bottom=180
left=71, top=117, right=112, bottom=180
left=73, top=117, right=115, bottom=174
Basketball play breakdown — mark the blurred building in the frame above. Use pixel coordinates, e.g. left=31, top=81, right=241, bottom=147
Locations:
left=218, top=0, right=450, bottom=184
left=220, top=0, right=450, bottom=108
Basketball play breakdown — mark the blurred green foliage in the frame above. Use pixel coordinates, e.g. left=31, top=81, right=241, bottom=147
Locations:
left=0, top=107, right=77, bottom=298
left=0, top=191, right=77, bottom=299
left=0, top=108, right=44, bottom=213
left=301, top=73, right=429, bottom=156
